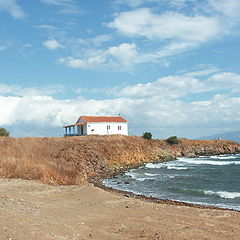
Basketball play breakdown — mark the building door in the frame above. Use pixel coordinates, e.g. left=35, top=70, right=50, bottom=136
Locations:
left=81, top=125, right=83, bottom=135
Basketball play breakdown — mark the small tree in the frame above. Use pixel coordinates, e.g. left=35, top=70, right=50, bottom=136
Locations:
left=166, top=136, right=181, bottom=145
left=143, top=132, right=152, bottom=140
left=0, top=128, right=9, bottom=137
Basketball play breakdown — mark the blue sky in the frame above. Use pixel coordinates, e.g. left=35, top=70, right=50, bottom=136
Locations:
left=0, top=0, right=240, bottom=138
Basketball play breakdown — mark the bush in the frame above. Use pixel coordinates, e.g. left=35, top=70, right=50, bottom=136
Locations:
left=143, top=132, right=152, bottom=140
left=166, top=136, right=181, bottom=145
left=0, top=128, right=9, bottom=137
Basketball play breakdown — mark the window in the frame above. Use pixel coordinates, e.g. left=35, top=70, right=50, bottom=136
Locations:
left=118, top=126, right=121, bottom=130
left=107, top=125, right=110, bottom=130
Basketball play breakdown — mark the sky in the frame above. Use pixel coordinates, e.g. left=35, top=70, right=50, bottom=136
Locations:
left=0, top=0, right=240, bottom=138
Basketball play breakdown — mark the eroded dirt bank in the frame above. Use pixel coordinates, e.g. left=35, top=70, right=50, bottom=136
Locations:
left=0, top=135, right=239, bottom=185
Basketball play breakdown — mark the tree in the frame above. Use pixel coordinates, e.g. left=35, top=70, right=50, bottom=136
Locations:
left=0, top=128, right=9, bottom=137
left=143, top=132, right=152, bottom=140
left=166, top=136, right=181, bottom=145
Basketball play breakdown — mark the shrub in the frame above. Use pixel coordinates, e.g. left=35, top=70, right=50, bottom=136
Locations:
left=143, top=132, right=152, bottom=140
left=0, top=128, right=9, bottom=137
left=166, top=136, right=181, bottom=145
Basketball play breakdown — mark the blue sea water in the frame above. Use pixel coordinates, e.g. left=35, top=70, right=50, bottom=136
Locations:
left=103, top=154, right=240, bottom=211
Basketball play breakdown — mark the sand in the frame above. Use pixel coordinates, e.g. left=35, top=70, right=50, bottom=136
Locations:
left=1, top=178, right=240, bottom=240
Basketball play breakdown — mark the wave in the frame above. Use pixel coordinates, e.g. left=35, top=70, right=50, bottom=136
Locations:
left=144, top=173, right=158, bottom=176
left=204, top=191, right=240, bottom=199
left=145, top=163, right=165, bottom=169
left=210, top=155, right=238, bottom=160
left=167, top=166, right=188, bottom=170
left=134, top=177, right=148, bottom=182
left=178, top=158, right=240, bottom=166
left=125, top=171, right=156, bottom=182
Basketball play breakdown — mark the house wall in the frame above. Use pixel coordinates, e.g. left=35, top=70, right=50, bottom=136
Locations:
left=86, top=122, right=128, bottom=136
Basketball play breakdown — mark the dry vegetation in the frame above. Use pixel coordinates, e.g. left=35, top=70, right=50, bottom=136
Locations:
left=0, top=135, right=239, bottom=185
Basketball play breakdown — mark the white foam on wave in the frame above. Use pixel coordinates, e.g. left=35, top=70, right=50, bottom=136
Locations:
left=145, top=163, right=165, bottom=169
left=204, top=190, right=240, bottom=199
left=125, top=171, right=155, bottom=181
left=167, top=166, right=188, bottom=170
left=178, top=158, right=240, bottom=166
left=144, top=173, right=158, bottom=176
left=210, top=155, right=238, bottom=160
left=146, top=161, right=190, bottom=170
left=135, top=177, right=148, bottom=182
left=125, top=171, right=137, bottom=178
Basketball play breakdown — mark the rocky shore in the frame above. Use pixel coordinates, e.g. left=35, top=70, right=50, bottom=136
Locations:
left=0, top=135, right=239, bottom=185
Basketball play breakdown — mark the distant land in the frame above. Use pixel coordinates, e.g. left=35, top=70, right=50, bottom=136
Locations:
left=196, top=131, right=240, bottom=143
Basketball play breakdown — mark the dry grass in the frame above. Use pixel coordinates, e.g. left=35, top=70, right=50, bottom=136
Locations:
left=0, top=135, right=239, bottom=185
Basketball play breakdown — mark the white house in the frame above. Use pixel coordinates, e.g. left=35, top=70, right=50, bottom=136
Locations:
left=63, top=116, right=128, bottom=136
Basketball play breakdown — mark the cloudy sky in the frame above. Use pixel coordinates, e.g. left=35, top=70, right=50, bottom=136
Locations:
left=0, top=0, right=240, bottom=138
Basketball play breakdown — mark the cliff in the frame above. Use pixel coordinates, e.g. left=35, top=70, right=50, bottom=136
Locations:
left=0, top=135, right=239, bottom=185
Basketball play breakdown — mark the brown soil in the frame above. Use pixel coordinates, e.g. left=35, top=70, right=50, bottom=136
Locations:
left=1, top=178, right=240, bottom=240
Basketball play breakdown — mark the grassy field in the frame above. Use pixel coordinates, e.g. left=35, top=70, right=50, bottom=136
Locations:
left=0, top=135, right=239, bottom=185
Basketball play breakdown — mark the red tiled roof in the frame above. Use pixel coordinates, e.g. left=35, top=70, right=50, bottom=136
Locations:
left=81, top=116, right=128, bottom=123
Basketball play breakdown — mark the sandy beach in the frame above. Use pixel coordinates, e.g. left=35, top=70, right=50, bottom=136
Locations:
left=1, top=178, right=240, bottom=240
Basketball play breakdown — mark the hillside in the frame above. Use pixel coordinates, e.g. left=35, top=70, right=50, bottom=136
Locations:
left=0, top=135, right=239, bottom=185
left=197, top=130, right=240, bottom=143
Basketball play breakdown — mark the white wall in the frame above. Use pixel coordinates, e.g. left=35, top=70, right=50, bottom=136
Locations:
left=86, top=122, right=128, bottom=135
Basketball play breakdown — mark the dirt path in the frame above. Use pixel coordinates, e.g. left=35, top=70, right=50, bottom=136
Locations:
left=1, top=178, right=240, bottom=240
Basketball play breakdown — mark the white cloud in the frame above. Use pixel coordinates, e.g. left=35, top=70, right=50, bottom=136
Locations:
left=207, top=72, right=240, bottom=93
left=115, top=75, right=207, bottom=99
left=39, top=0, right=82, bottom=14
left=43, top=39, right=63, bottom=50
left=0, top=0, right=26, bottom=19
left=209, top=0, right=240, bottom=18
left=1, top=69, right=240, bottom=138
left=40, top=0, right=74, bottom=5
left=0, top=45, right=7, bottom=51
left=153, top=41, right=199, bottom=59
left=110, top=70, right=240, bottom=99
left=49, top=1, right=240, bottom=72
left=184, top=68, right=219, bottom=77
left=59, top=43, right=138, bottom=70
left=115, top=0, right=163, bottom=7
left=107, top=8, right=221, bottom=42
left=77, top=34, right=113, bottom=47
left=36, top=24, right=57, bottom=30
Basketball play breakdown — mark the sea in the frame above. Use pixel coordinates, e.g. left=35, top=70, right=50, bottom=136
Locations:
left=103, top=154, right=240, bottom=211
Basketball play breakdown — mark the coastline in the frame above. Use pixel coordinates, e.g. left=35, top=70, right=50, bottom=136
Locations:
left=95, top=178, right=240, bottom=213
left=1, top=136, right=240, bottom=239
left=94, top=152, right=240, bottom=212
left=0, top=135, right=239, bottom=185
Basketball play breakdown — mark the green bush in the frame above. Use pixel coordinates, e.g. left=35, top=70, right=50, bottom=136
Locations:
left=0, top=128, right=9, bottom=137
left=166, top=136, right=181, bottom=145
left=143, top=132, right=152, bottom=140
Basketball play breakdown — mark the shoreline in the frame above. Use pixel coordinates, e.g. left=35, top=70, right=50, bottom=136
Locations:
left=95, top=181, right=240, bottom=213
left=93, top=153, right=240, bottom=213
left=1, top=135, right=240, bottom=185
